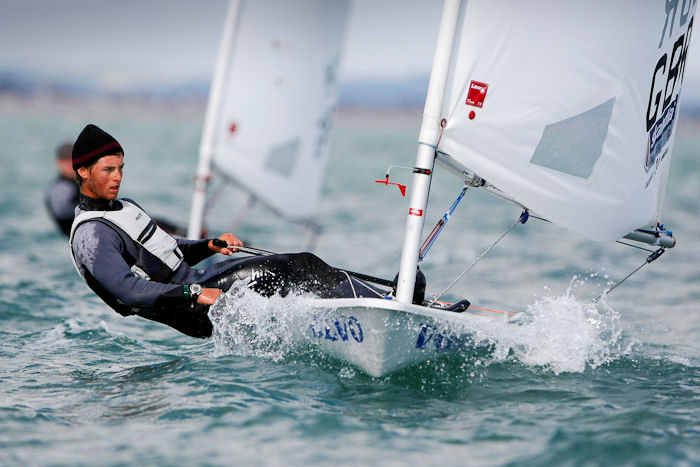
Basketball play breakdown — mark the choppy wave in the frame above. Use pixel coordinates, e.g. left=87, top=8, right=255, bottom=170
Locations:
left=2, top=111, right=698, bottom=466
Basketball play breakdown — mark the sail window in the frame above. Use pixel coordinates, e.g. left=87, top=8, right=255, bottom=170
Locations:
left=529, top=98, right=615, bottom=179
left=265, top=139, right=300, bottom=177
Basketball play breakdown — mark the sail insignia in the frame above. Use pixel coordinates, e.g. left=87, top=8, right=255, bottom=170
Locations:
left=265, top=139, right=300, bottom=177
left=530, top=98, right=615, bottom=179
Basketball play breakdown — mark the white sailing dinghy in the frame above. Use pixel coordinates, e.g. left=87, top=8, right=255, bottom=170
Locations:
left=305, top=0, right=694, bottom=377
left=188, top=0, right=350, bottom=247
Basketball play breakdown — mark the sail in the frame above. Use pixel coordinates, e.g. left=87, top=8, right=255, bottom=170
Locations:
left=193, top=0, right=349, bottom=233
left=435, top=0, right=695, bottom=242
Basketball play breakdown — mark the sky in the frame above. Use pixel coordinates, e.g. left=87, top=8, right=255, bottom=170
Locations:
left=1, top=0, right=700, bottom=101
left=0, top=0, right=443, bottom=89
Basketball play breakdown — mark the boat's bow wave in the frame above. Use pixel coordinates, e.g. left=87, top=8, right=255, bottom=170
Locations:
left=499, top=292, right=625, bottom=374
left=208, top=282, right=626, bottom=376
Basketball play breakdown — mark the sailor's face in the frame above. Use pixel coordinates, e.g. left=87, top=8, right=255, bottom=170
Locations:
left=80, top=154, right=124, bottom=200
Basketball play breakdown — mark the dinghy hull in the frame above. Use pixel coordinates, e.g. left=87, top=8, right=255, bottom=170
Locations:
left=305, top=298, right=500, bottom=377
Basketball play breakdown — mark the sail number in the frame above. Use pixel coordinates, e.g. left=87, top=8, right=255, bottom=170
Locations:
left=310, top=316, right=364, bottom=343
left=646, top=10, right=694, bottom=132
left=415, top=323, right=472, bottom=352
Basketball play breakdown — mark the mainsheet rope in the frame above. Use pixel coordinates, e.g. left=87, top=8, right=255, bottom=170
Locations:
left=429, top=210, right=528, bottom=305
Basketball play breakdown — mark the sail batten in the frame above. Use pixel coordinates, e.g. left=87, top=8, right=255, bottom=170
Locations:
left=437, top=0, right=695, bottom=242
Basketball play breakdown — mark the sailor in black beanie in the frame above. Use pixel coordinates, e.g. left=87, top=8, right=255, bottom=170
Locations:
left=68, top=124, right=379, bottom=338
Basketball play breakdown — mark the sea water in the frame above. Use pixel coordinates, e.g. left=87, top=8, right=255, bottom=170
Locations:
left=0, top=105, right=698, bottom=466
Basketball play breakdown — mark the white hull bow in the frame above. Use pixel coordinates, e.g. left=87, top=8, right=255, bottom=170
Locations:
left=306, top=297, right=505, bottom=377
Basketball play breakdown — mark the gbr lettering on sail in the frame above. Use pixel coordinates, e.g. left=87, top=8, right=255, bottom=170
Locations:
left=645, top=1, right=695, bottom=175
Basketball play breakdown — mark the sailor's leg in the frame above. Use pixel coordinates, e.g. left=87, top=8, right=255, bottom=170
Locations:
left=136, top=302, right=213, bottom=338
left=201, top=252, right=348, bottom=297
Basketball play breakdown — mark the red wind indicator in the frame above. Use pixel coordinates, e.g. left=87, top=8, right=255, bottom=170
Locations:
left=375, top=176, right=406, bottom=196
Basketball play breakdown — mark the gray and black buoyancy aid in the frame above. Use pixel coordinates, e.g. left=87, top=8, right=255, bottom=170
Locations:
left=69, top=199, right=184, bottom=282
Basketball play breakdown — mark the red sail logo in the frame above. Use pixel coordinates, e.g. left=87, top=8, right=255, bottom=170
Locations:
left=466, top=81, right=488, bottom=108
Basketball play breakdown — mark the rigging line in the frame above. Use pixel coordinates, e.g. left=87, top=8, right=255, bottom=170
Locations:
left=528, top=214, right=549, bottom=223
left=228, top=245, right=276, bottom=256
left=419, top=184, right=469, bottom=260
left=526, top=213, right=665, bottom=253
left=614, top=240, right=656, bottom=253
left=592, top=248, right=665, bottom=304
left=429, top=214, right=524, bottom=304
left=436, top=118, right=447, bottom=149
left=431, top=302, right=516, bottom=316
left=417, top=119, right=447, bottom=153
left=512, top=214, right=660, bottom=255
left=362, top=279, right=388, bottom=299
left=203, top=178, right=226, bottom=216
left=225, top=243, right=396, bottom=288
left=340, top=270, right=357, bottom=298
left=230, top=195, right=257, bottom=233
left=340, top=272, right=387, bottom=299
left=469, top=305, right=516, bottom=316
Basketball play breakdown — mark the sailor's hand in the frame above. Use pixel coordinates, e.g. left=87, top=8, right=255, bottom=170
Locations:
left=196, top=287, right=223, bottom=305
left=209, top=233, right=243, bottom=255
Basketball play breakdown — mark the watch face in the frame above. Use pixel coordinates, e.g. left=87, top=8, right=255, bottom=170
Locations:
left=190, top=284, right=203, bottom=295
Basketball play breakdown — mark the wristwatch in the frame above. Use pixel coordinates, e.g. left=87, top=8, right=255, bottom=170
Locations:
left=190, top=283, right=203, bottom=300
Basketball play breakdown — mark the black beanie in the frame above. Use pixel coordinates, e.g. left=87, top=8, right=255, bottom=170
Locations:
left=72, top=124, right=123, bottom=170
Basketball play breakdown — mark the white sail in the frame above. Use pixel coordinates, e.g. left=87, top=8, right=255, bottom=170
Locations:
left=286, top=1, right=696, bottom=377
left=189, top=0, right=349, bottom=238
left=434, top=0, right=695, bottom=242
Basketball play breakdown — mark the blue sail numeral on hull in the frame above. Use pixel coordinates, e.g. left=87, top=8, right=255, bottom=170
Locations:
left=310, top=316, right=364, bottom=343
left=416, top=323, right=470, bottom=351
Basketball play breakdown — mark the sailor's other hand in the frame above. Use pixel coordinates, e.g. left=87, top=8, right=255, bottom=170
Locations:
left=209, top=233, right=243, bottom=256
left=196, top=287, right=223, bottom=305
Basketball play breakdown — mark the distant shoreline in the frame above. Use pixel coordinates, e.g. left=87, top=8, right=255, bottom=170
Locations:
left=0, top=93, right=426, bottom=123
left=2, top=93, right=699, bottom=136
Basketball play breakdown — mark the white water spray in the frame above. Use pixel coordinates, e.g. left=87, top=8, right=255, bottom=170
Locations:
left=480, top=278, right=626, bottom=374
left=208, top=283, right=317, bottom=362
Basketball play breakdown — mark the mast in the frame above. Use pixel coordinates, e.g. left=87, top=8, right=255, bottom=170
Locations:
left=187, top=0, right=241, bottom=239
left=395, top=0, right=462, bottom=303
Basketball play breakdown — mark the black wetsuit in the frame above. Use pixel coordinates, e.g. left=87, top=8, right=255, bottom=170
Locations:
left=45, top=175, right=79, bottom=235
left=71, top=195, right=387, bottom=338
